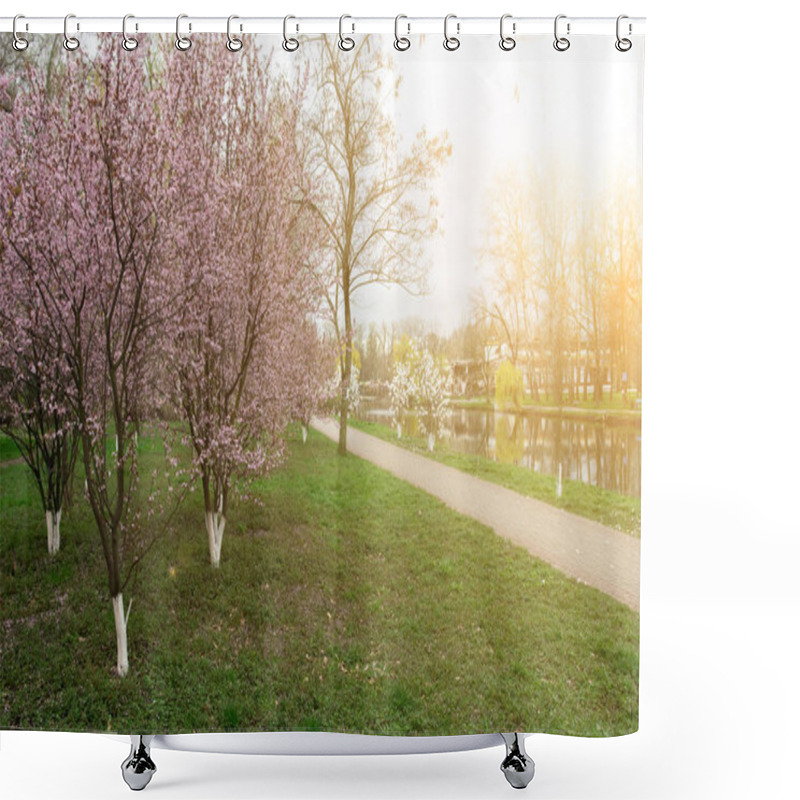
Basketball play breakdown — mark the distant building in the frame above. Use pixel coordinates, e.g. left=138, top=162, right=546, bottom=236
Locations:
left=450, top=359, right=490, bottom=397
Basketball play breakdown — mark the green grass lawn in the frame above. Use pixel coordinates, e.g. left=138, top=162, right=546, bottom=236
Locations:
left=349, top=419, right=641, bottom=536
left=0, top=429, right=638, bottom=737
left=0, top=434, right=22, bottom=462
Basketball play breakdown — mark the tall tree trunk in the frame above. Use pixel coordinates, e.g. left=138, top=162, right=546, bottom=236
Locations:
left=593, top=344, right=603, bottom=405
left=338, top=284, right=353, bottom=456
left=202, top=471, right=225, bottom=567
left=553, top=350, right=563, bottom=406
left=112, top=593, right=129, bottom=678
left=205, top=510, right=226, bottom=568
left=45, top=508, right=61, bottom=555
left=568, top=351, right=575, bottom=404
left=338, top=382, right=349, bottom=455
left=582, top=339, right=588, bottom=401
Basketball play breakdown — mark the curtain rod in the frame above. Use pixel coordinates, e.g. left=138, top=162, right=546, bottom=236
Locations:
left=0, top=16, right=646, bottom=37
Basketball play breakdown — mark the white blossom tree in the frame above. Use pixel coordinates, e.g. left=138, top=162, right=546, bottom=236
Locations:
left=389, top=341, right=448, bottom=451
left=389, top=359, right=414, bottom=438
left=414, top=350, right=449, bottom=452
left=345, top=364, right=362, bottom=416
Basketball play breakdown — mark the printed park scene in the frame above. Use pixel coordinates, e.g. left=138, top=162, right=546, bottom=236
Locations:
left=0, top=35, right=640, bottom=736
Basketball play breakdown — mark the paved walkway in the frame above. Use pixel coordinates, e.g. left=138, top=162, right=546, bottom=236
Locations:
left=312, top=418, right=640, bottom=611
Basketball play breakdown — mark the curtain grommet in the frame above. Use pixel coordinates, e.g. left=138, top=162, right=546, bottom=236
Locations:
left=121, top=14, right=139, bottom=51
left=394, top=14, right=411, bottom=51
left=63, top=13, right=80, bottom=51
left=12, top=14, right=29, bottom=51
left=282, top=15, right=299, bottom=52
left=12, top=14, right=31, bottom=51
left=443, top=14, right=460, bottom=51
left=226, top=15, right=243, bottom=52
left=615, top=15, right=632, bottom=51
left=553, top=14, right=570, bottom=51
left=175, top=13, right=192, bottom=51
left=338, top=14, right=355, bottom=51
left=499, top=14, right=516, bottom=51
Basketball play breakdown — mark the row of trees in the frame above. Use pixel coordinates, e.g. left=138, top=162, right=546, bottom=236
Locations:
left=0, top=40, right=338, bottom=676
left=349, top=161, right=643, bottom=408
left=1, top=34, right=641, bottom=680
left=479, top=163, right=642, bottom=405
left=1, top=35, right=448, bottom=677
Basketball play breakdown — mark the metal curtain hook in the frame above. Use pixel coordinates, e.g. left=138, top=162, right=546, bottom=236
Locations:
left=12, top=14, right=29, bottom=51
left=121, top=14, right=139, bottom=51
left=553, top=14, right=570, bottom=51
left=615, top=14, right=632, bottom=51
left=338, top=14, right=355, bottom=51
left=394, top=14, right=411, bottom=51
left=443, top=14, right=460, bottom=51
left=499, top=14, right=516, bottom=51
left=227, top=15, right=243, bottom=51
left=282, top=15, right=299, bottom=51
left=63, top=13, right=80, bottom=51
left=175, top=13, right=192, bottom=51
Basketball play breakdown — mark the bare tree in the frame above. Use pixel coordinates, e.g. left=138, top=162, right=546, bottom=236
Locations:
left=602, top=179, right=643, bottom=403
left=304, top=36, right=450, bottom=454
left=531, top=165, right=575, bottom=406
left=480, top=170, right=541, bottom=401
left=481, top=159, right=641, bottom=411
left=575, top=202, right=607, bottom=404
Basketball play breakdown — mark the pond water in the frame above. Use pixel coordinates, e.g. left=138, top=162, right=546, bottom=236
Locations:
left=358, top=402, right=641, bottom=498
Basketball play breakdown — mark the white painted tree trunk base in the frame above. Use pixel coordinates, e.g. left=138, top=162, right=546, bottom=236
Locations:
left=301, top=425, right=308, bottom=444
left=427, top=433, right=435, bottom=452
left=396, top=424, right=402, bottom=439
left=205, top=510, right=226, bottom=568
left=45, top=509, right=62, bottom=555
left=112, top=593, right=129, bottom=677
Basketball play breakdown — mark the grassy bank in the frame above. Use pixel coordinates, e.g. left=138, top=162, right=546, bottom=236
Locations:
left=449, top=396, right=641, bottom=423
left=0, top=429, right=638, bottom=736
left=349, top=419, right=641, bottom=536
left=525, top=390, right=641, bottom=412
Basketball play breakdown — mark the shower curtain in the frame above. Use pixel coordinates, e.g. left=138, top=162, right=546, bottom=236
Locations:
left=0, top=29, right=642, bottom=739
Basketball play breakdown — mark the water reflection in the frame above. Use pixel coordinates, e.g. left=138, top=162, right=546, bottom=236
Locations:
left=359, top=403, right=641, bottom=498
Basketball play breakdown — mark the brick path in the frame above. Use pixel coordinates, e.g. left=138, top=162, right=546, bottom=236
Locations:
left=312, top=418, right=640, bottom=611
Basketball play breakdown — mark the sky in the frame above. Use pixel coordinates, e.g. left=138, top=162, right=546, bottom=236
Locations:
left=286, top=33, right=645, bottom=334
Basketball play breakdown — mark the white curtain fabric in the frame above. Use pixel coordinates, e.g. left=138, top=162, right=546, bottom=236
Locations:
left=0, top=31, right=642, bottom=739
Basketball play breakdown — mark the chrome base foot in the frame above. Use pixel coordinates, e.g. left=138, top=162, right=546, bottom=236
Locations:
left=500, top=733, right=535, bottom=789
left=121, top=735, right=157, bottom=791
